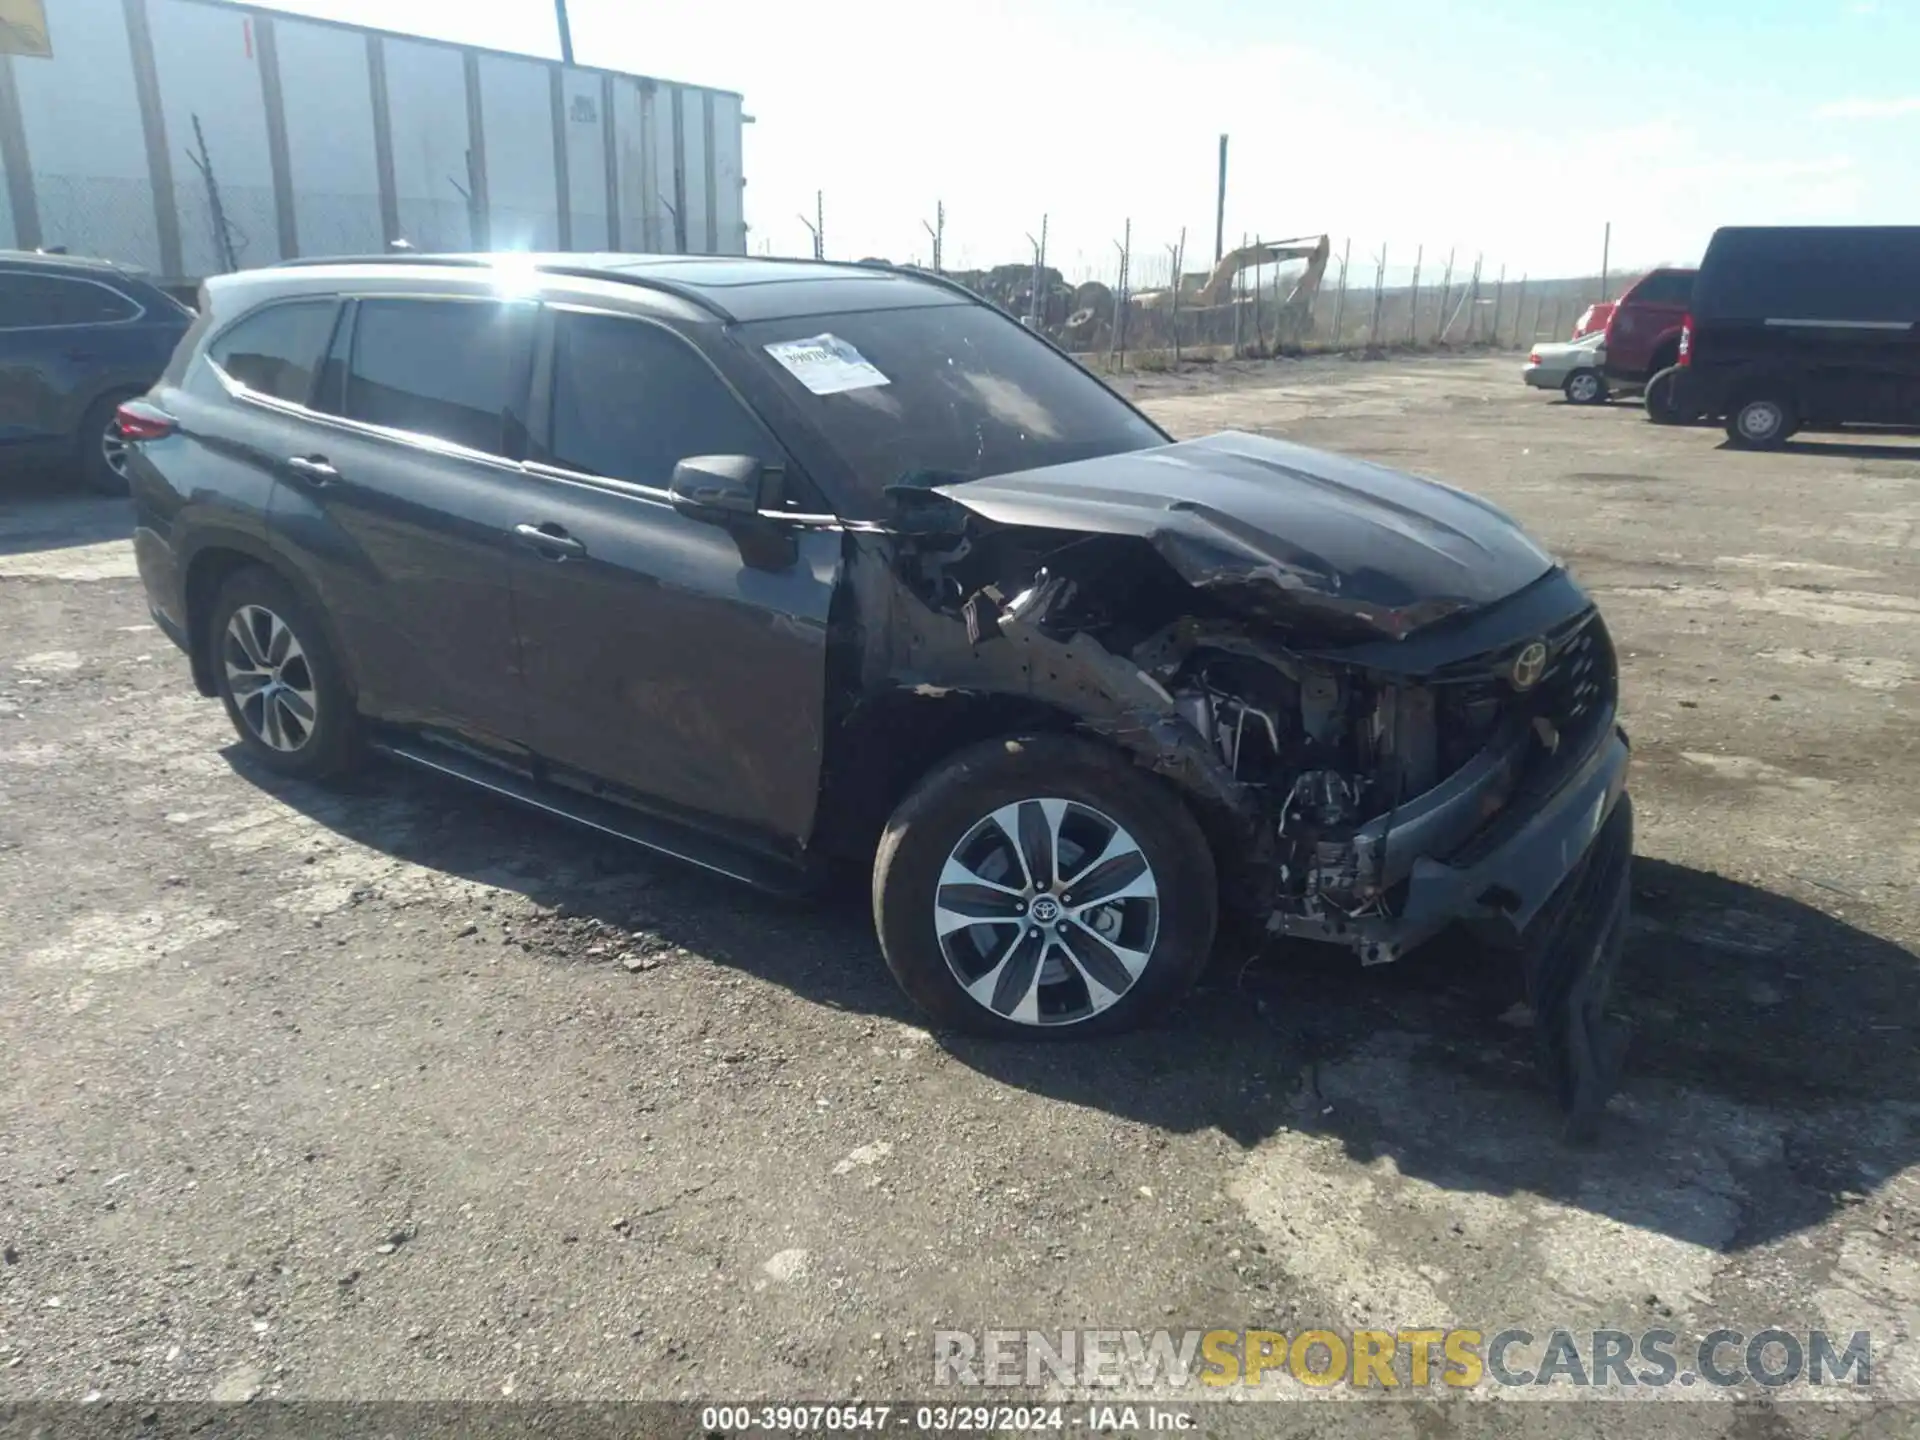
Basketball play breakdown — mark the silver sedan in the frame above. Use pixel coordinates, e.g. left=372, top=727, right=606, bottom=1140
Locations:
left=1523, top=333, right=1610, bottom=404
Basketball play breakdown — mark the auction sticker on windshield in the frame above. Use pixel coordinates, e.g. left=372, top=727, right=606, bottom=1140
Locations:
left=764, top=334, right=891, bottom=396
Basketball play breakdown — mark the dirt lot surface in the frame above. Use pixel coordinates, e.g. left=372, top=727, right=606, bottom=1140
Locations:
left=3, top=355, right=1917, bottom=1429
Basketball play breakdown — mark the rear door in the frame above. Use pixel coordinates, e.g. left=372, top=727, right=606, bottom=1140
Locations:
left=272, top=295, right=537, bottom=751
left=0, top=268, right=148, bottom=446
left=506, top=306, right=841, bottom=846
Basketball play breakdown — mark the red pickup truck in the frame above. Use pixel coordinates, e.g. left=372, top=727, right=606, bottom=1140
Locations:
left=1571, top=301, right=1615, bottom=339
left=1601, top=268, right=1695, bottom=387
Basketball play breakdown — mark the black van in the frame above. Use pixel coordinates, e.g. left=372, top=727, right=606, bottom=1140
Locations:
left=1677, top=226, right=1920, bottom=448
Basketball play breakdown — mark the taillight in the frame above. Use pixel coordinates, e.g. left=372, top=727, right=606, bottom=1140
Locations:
left=1528, top=350, right=1541, bottom=364
left=116, top=400, right=176, bottom=441
left=1677, top=315, right=1693, bottom=367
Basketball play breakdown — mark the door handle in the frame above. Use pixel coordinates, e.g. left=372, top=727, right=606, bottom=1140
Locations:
left=513, top=522, right=587, bottom=559
left=286, top=455, right=338, bottom=486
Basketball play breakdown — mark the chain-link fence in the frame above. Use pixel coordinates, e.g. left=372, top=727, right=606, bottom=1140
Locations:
left=809, top=208, right=1627, bottom=368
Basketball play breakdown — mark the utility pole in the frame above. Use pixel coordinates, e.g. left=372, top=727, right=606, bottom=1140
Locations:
left=1599, top=221, right=1611, bottom=304
left=553, top=0, right=575, bottom=65
left=1213, top=134, right=1229, bottom=265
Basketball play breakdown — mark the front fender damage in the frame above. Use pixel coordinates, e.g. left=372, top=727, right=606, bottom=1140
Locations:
left=842, top=532, right=1261, bottom=840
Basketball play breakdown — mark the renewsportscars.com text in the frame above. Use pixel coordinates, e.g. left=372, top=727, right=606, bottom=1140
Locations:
left=932, top=1328, right=1873, bottom=1391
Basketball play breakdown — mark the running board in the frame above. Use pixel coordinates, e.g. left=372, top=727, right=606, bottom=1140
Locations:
left=371, top=736, right=813, bottom=897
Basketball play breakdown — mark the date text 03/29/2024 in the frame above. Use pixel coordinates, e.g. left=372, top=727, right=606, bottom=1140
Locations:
left=698, top=1406, right=1190, bottom=1432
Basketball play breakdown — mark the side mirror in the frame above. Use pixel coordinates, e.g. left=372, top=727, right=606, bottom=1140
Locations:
left=668, top=454, right=777, bottom=524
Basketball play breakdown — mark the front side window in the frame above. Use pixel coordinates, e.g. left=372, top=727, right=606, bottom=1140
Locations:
left=547, top=310, right=776, bottom=488
left=738, top=302, right=1166, bottom=517
left=207, top=301, right=338, bottom=404
left=0, top=272, right=140, bottom=329
left=341, top=299, right=525, bottom=456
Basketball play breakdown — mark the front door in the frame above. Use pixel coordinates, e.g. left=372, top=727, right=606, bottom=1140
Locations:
left=507, top=306, right=840, bottom=847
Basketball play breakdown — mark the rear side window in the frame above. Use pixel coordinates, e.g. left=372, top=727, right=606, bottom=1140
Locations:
left=547, top=310, right=776, bottom=488
left=0, top=271, right=140, bottom=328
left=207, top=301, right=338, bottom=403
left=1626, top=271, right=1693, bottom=306
left=341, top=299, right=525, bottom=456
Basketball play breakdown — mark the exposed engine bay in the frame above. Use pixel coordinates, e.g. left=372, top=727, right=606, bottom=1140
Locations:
left=876, top=447, right=1616, bottom=965
left=848, top=429, right=1632, bottom=1138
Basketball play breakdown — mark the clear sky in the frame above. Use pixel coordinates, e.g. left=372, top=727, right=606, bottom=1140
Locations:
left=261, top=0, right=1918, bottom=284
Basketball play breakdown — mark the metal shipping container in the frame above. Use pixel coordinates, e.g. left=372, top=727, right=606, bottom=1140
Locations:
left=0, top=0, right=748, bottom=282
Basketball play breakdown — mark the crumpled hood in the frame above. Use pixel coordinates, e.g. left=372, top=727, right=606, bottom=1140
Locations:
left=934, top=431, right=1556, bottom=639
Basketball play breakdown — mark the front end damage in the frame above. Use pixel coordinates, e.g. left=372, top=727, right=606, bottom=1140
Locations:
left=847, top=432, right=1632, bottom=1132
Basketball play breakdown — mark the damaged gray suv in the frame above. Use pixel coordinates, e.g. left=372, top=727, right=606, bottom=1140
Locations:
left=124, top=254, right=1633, bottom=1135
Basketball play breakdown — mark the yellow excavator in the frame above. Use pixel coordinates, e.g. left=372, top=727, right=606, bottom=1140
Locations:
left=1134, top=233, right=1331, bottom=335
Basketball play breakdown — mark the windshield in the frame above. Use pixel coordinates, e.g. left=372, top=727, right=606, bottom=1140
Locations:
left=737, top=303, right=1167, bottom=515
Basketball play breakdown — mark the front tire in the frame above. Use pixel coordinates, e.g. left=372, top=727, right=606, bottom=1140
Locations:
left=873, top=734, right=1218, bottom=1038
left=207, top=566, right=359, bottom=781
left=1563, top=369, right=1608, bottom=405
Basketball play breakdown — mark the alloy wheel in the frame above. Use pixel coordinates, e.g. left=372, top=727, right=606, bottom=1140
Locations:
left=1566, top=373, right=1601, bottom=403
left=934, top=798, right=1161, bottom=1027
left=100, top=415, right=130, bottom=479
left=222, top=604, right=319, bottom=753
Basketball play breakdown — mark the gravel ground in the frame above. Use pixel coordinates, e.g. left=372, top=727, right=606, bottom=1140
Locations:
left=2, top=355, right=1916, bottom=1430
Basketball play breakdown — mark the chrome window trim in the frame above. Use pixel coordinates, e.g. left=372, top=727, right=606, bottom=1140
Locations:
left=0, top=268, right=148, bottom=332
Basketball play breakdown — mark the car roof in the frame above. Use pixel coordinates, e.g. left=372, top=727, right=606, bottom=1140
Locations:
left=0, top=249, right=150, bottom=280
left=244, top=252, right=978, bottom=324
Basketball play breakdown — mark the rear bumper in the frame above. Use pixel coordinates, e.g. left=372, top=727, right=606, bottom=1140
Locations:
left=1271, top=720, right=1632, bottom=965
left=1522, top=366, right=1561, bottom=389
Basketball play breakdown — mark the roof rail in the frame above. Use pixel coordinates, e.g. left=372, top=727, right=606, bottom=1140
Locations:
left=261, top=251, right=975, bottom=324
left=263, top=252, right=736, bottom=320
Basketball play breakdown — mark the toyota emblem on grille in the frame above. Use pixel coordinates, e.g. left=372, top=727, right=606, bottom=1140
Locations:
left=1510, top=640, right=1549, bottom=691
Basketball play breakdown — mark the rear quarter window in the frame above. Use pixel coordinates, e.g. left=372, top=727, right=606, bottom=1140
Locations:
left=0, top=271, right=141, bottom=328
left=206, top=300, right=340, bottom=405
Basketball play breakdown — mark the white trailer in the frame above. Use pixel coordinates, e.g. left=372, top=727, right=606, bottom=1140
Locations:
left=0, top=0, right=748, bottom=283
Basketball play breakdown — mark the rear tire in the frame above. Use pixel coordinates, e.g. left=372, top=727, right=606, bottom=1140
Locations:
left=1563, top=369, right=1608, bottom=405
left=75, top=390, right=139, bottom=495
left=206, top=566, right=360, bottom=781
left=1726, top=393, right=1796, bottom=449
left=873, top=734, right=1218, bottom=1039
left=1643, top=365, right=1693, bottom=425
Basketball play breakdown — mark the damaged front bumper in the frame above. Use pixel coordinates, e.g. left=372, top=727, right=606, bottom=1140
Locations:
left=1270, top=719, right=1632, bottom=966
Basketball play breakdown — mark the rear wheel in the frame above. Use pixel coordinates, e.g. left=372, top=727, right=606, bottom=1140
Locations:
left=1563, top=369, right=1607, bottom=405
left=1643, top=365, right=1694, bottom=425
left=75, top=390, right=139, bottom=495
left=206, top=566, right=360, bottom=781
left=1727, top=393, right=1796, bottom=449
left=873, top=734, right=1218, bottom=1038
